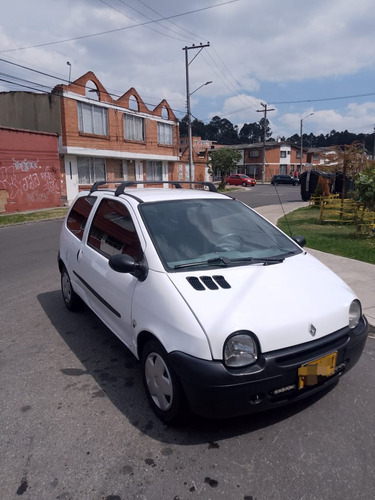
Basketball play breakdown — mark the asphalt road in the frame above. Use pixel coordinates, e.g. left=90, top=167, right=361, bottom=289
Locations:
left=1, top=186, right=374, bottom=500
left=229, top=182, right=302, bottom=208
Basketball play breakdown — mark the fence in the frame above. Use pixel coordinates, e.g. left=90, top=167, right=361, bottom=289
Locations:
left=312, top=195, right=375, bottom=236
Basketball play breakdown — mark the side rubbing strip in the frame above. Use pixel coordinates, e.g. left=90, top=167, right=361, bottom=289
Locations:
left=73, top=271, right=121, bottom=318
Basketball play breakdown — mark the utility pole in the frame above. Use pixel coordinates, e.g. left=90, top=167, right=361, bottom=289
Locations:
left=182, top=43, right=210, bottom=185
left=373, top=124, right=375, bottom=160
left=257, top=102, right=275, bottom=183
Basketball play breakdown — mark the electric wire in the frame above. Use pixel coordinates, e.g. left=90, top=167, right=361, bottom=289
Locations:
left=0, top=0, right=239, bottom=53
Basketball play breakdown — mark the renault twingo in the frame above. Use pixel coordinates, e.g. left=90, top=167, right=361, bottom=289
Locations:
left=58, top=181, right=369, bottom=422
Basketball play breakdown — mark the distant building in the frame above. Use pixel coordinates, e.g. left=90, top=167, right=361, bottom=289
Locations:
left=227, top=141, right=308, bottom=180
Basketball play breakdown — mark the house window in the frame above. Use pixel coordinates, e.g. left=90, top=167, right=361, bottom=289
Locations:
left=280, top=151, right=287, bottom=158
left=124, top=114, right=145, bottom=141
left=280, top=164, right=288, bottom=174
left=313, top=154, right=319, bottom=161
left=146, top=161, right=163, bottom=181
left=157, top=122, right=173, bottom=145
left=77, top=157, right=106, bottom=184
left=77, top=102, right=108, bottom=136
left=249, top=150, right=260, bottom=158
left=296, top=151, right=302, bottom=159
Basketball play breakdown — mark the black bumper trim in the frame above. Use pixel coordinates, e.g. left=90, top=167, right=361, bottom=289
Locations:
left=169, top=317, right=369, bottom=418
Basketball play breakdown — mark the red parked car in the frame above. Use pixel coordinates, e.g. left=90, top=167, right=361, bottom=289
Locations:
left=225, top=174, right=256, bottom=187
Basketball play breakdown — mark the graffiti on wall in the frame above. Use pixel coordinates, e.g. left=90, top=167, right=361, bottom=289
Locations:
left=0, top=158, right=60, bottom=208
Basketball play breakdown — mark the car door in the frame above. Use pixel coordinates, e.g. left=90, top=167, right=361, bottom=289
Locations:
left=77, top=197, right=144, bottom=349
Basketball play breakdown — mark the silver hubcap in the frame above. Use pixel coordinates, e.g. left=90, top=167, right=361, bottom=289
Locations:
left=145, top=352, right=173, bottom=411
left=62, top=272, right=72, bottom=303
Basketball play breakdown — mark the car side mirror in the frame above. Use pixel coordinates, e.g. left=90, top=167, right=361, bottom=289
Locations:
left=292, top=235, right=306, bottom=248
left=109, top=254, right=148, bottom=281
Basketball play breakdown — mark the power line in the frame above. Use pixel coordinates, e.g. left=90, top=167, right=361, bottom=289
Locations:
left=97, top=0, right=192, bottom=43
left=0, top=59, right=188, bottom=117
left=0, top=0, right=240, bottom=53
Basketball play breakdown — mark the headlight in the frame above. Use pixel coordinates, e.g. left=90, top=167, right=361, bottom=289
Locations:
left=349, top=300, right=361, bottom=329
left=224, top=332, right=258, bottom=368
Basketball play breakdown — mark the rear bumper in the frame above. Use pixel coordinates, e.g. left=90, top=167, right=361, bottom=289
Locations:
left=169, top=317, right=369, bottom=418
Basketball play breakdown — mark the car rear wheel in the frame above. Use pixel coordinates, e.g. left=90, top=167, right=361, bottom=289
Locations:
left=141, top=340, right=185, bottom=423
left=61, top=266, right=82, bottom=311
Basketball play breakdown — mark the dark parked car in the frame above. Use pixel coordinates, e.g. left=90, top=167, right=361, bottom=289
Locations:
left=271, top=174, right=299, bottom=186
left=226, top=174, right=256, bottom=187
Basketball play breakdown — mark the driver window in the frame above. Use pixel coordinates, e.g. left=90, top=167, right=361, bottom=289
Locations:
left=88, top=199, right=142, bottom=259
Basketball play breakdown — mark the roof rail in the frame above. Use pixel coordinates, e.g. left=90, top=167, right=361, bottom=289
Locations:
left=88, top=180, right=217, bottom=195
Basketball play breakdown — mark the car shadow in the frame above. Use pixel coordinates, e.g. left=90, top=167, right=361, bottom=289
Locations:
left=38, top=289, right=337, bottom=445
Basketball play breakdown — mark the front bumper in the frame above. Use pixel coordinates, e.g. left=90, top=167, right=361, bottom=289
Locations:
left=169, top=317, right=369, bottom=418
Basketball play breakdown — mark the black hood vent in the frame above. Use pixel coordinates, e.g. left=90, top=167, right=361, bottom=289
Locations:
left=186, top=275, right=231, bottom=291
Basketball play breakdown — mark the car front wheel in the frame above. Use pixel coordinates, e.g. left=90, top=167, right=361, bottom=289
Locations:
left=141, top=340, right=185, bottom=423
left=61, top=266, right=82, bottom=311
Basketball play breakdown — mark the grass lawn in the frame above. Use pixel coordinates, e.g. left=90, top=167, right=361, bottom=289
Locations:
left=278, top=206, right=375, bottom=265
left=0, top=207, right=68, bottom=226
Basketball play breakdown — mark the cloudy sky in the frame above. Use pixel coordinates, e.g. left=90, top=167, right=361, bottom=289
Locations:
left=1, top=0, right=375, bottom=139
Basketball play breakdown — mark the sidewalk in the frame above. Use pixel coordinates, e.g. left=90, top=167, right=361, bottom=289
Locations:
left=256, top=203, right=375, bottom=327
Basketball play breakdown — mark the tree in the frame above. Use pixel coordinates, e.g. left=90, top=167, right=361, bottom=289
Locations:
left=238, top=122, right=263, bottom=143
left=206, top=116, right=239, bottom=144
left=209, top=147, right=242, bottom=189
left=352, top=163, right=375, bottom=211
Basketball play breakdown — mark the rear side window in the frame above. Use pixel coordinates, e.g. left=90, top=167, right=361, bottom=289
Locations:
left=67, top=196, right=97, bottom=240
left=88, top=199, right=142, bottom=259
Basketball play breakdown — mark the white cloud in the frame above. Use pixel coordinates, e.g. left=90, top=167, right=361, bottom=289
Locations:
left=1, top=0, right=375, bottom=135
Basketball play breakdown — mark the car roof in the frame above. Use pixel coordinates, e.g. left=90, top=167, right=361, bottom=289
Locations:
left=82, top=186, right=228, bottom=204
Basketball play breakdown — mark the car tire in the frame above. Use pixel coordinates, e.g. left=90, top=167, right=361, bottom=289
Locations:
left=141, top=340, right=186, bottom=424
left=242, top=182, right=247, bottom=187
left=61, top=266, right=82, bottom=311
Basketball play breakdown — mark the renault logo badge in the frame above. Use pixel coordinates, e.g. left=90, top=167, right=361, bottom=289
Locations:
left=309, top=324, right=317, bottom=337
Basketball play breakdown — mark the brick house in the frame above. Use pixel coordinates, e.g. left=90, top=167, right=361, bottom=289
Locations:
left=0, top=126, right=60, bottom=213
left=53, top=72, right=180, bottom=203
left=0, top=71, right=182, bottom=207
left=178, top=135, right=214, bottom=182
left=229, top=141, right=308, bottom=180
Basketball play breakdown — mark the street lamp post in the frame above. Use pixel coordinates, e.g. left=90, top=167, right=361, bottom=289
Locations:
left=66, top=61, right=72, bottom=84
left=300, top=113, right=314, bottom=173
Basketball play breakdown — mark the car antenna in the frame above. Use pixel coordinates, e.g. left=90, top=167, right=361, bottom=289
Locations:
left=273, top=185, right=293, bottom=237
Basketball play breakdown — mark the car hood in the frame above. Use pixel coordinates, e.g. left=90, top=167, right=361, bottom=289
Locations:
left=167, top=252, right=357, bottom=359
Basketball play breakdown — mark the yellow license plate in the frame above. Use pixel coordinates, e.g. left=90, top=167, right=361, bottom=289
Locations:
left=298, top=351, right=337, bottom=389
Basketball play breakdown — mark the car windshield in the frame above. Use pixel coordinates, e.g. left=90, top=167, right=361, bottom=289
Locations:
left=139, top=198, right=302, bottom=271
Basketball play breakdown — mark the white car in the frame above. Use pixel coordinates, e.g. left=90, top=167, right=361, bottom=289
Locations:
left=58, top=181, right=369, bottom=423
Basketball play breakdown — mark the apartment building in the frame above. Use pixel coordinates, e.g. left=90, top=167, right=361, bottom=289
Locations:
left=230, top=141, right=308, bottom=180
left=0, top=71, right=181, bottom=207
left=54, top=72, right=180, bottom=203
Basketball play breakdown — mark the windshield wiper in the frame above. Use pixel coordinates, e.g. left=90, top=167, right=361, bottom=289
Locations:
left=230, top=256, right=284, bottom=265
left=174, top=256, right=231, bottom=269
